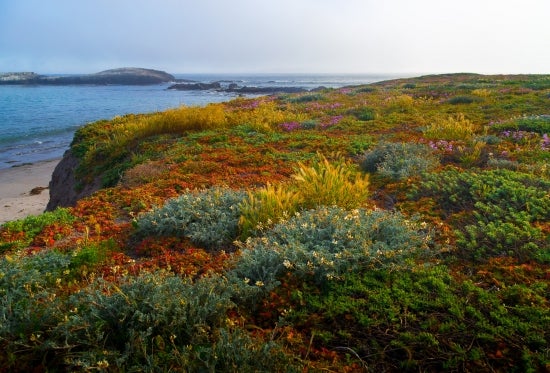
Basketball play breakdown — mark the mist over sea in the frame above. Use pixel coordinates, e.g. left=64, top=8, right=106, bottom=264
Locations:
left=0, top=73, right=397, bottom=169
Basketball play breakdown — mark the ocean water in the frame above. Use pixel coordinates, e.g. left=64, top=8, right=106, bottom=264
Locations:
left=0, top=74, right=397, bottom=169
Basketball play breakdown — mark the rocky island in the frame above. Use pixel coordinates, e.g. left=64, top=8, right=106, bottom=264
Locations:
left=168, top=81, right=319, bottom=94
left=0, top=67, right=175, bottom=85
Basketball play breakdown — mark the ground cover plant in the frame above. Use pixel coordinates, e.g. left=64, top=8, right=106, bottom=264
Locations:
left=0, top=73, right=549, bottom=372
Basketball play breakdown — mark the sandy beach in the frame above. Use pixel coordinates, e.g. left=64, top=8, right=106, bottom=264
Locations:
left=0, top=159, right=60, bottom=225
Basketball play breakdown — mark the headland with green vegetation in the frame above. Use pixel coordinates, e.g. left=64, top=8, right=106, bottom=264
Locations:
left=0, top=73, right=549, bottom=372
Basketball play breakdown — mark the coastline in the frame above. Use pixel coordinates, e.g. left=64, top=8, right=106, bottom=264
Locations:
left=0, top=159, right=60, bottom=225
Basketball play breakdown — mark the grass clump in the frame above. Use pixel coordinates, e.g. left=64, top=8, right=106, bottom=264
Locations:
left=238, top=183, right=302, bottom=239
left=360, top=141, right=439, bottom=180
left=423, top=113, right=479, bottom=141
left=292, top=153, right=370, bottom=209
left=227, top=100, right=309, bottom=132
left=239, top=154, right=370, bottom=237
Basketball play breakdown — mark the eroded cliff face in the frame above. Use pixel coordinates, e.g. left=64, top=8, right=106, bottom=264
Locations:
left=46, top=150, right=102, bottom=211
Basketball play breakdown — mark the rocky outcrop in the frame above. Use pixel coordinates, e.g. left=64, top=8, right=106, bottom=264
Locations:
left=167, top=82, right=311, bottom=94
left=0, top=72, right=40, bottom=82
left=168, top=82, right=222, bottom=90
left=0, top=68, right=175, bottom=85
left=46, top=150, right=102, bottom=211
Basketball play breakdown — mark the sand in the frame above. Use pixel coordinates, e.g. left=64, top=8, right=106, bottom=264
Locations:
left=0, top=159, right=60, bottom=225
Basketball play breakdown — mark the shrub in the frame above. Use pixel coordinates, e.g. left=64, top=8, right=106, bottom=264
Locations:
left=412, top=168, right=550, bottom=262
left=348, top=107, right=376, bottom=121
left=490, top=115, right=550, bottom=135
left=446, top=95, right=481, bottom=104
left=58, top=273, right=235, bottom=369
left=354, top=86, right=376, bottom=93
left=0, top=250, right=71, bottom=368
left=288, top=93, right=325, bottom=103
left=283, top=265, right=550, bottom=372
left=423, top=113, right=479, bottom=141
left=231, top=206, right=433, bottom=292
left=360, top=142, right=439, bottom=180
left=134, top=188, right=247, bottom=250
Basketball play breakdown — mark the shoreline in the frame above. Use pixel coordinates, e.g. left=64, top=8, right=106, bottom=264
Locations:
left=0, top=159, right=60, bottom=225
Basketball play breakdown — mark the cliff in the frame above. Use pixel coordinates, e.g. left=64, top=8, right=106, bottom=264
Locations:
left=46, top=150, right=102, bottom=210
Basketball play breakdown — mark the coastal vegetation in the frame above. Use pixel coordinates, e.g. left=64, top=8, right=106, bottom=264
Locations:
left=0, top=73, right=549, bottom=371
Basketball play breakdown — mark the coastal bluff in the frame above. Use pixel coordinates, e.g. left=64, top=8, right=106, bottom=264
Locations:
left=0, top=67, right=174, bottom=85
left=46, top=150, right=101, bottom=211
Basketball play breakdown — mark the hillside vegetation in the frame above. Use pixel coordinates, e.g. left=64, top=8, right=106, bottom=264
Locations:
left=1, top=74, right=549, bottom=372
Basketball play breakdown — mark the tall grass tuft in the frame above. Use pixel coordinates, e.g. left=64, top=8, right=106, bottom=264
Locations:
left=227, top=101, right=309, bottom=132
left=423, top=113, right=479, bottom=141
left=292, top=153, right=370, bottom=209
left=239, top=153, right=369, bottom=238
left=238, top=183, right=302, bottom=238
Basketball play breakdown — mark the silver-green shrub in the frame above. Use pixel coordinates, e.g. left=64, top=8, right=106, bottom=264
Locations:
left=135, top=187, right=247, bottom=250
left=231, top=206, right=433, bottom=294
left=360, top=141, right=439, bottom=179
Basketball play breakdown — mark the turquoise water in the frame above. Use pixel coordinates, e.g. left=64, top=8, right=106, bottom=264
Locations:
left=0, top=74, right=396, bottom=169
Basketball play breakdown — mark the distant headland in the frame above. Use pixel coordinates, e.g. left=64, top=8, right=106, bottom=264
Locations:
left=0, top=67, right=327, bottom=93
left=0, top=67, right=175, bottom=85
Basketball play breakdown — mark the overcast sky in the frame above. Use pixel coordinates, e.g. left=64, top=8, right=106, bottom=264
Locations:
left=1, top=0, right=549, bottom=75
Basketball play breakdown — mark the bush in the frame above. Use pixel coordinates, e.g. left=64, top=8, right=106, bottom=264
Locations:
left=446, top=95, right=481, bottom=104
left=360, top=142, right=439, bottom=179
left=348, top=107, right=376, bottom=121
left=490, top=115, right=550, bottom=134
left=135, top=187, right=247, bottom=250
left=0, top=252, right=296, bottom=372
left=59, top=273, right=235, bottom=369
left=283, top=265, right=550, bottom=372
left=288, top=93, right=325, bottom=103
left=412, top=168, right=550, bottom=262
left=0, top=251, right=71, bottom=368
left=231, top=206, right=433, bottom=292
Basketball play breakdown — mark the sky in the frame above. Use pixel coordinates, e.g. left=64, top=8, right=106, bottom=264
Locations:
left=0, top=0, right=549, bottom=75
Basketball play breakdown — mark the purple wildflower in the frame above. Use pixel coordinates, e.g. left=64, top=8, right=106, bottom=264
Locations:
left=279, top=122, right=301, bottom=132
left=320, top=115, right=343, bottom=129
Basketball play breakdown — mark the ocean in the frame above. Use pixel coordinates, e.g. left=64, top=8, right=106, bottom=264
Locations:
left=0, top=73, right=398, bottom=169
